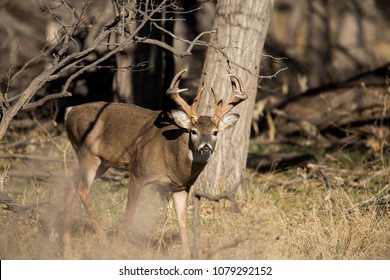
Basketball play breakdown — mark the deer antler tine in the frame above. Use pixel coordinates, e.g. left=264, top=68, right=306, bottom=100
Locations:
left=192, top=86, right=205, bottom=110
left=211, top=87, right=223, bottom=122
left=166, top=88, right=188, bottom=95
left=166, top=68, right=198, bottom=120
left=213, top=70, right=247, bottom=123
left=210, top=87, right=221, bottom=105
left=228, top=73, right=247, bottom=100
left=169, top=68, right=188, bottom=88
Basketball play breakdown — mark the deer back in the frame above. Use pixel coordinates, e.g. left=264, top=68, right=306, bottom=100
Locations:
left=66, top=102, right=203, bottom=189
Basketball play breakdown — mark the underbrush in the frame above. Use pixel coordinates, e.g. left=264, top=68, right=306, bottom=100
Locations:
left=0, top=133, right=389, bottom=259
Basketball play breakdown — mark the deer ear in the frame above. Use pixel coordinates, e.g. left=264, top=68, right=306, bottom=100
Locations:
left=171, top=109, right=191, bottom=129
left=219, top=113, right=240, bottom=130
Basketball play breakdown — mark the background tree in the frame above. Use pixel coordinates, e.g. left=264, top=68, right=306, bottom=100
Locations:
left=0, top=0, right=211, bottom=139
left=256, top=0, right=390, bottom=151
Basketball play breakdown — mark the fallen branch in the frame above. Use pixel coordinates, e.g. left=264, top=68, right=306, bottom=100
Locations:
left=6, top=170, right=60, bottom=180
left=192, top=177, right=246, bottom=258
left=194, top=177, right=245, bottom=213
left=348, top=194, right=390, bottom=214
left=0, top=191, right=54, bottom=223
left=0, top=191, right=59, bottom=239
left=247, top=152, right=317, bottom=172
left=206, top=235, right=249, bottom=259
left=0, top=153, right=76, bottom=163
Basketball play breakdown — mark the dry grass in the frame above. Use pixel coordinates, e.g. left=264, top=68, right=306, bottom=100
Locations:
left=0, top=132, right=389, bottom=260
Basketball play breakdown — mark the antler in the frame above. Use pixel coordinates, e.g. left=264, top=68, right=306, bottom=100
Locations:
left=191, top=86, right=205, bottom=111
left=166, top=68, right=194, bottom=116
left=213, top=70, right=248, bottom=123
left=167, top=68, right=247, bottom=123
left=166, top=68, right=206, bottom=122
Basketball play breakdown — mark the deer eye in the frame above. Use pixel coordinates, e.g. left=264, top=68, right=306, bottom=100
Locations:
left=212, top=130, right=218, bottom=137
left=190, top=129, right=198, bottom=136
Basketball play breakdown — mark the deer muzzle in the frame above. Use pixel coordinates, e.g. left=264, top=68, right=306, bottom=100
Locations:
left=199, top=143, right=213, bottom=156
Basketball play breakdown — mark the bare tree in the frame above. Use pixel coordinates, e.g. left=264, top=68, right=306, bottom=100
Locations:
left=193, top=0, right=273, bottom=194
left=0, top=0, right=212, bottom=140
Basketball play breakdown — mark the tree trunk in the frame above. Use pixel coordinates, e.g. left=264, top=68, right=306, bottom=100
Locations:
left=194, top=0, right=273, bottom=194
left=131, top=0, right=175, bottom=110
left=113, top=48, right=135, bottom=104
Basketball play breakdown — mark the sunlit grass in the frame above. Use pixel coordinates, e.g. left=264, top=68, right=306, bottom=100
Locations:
left=0, top=134, right=389, bottom=259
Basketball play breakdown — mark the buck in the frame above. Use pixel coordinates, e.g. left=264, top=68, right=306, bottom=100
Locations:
left=63, top=68, right=247, bottom=257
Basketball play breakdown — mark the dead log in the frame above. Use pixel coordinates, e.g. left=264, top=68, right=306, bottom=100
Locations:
left=257, top=63, right=390, bottom=149
left=247, top=152, right=316, bottom=172
left=274, top=86, right=389, bottom=133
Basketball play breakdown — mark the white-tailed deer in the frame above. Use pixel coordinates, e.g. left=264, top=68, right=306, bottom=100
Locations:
left=63, top=68, right=247, bottom=257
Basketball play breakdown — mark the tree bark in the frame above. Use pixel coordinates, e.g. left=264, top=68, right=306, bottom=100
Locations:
left=194, top=0, right=273, bottom=194
left=113, top=48, right=135, bottom=104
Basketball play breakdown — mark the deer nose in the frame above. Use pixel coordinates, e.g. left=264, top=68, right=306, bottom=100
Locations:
left=199, top=144, right=212, bottom=156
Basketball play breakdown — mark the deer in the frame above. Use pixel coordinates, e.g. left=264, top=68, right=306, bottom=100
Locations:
left=63, top=68, right=247, bottom=258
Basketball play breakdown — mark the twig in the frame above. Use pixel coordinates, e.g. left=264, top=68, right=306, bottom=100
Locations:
left=59, top=0, right=169, bottom=95
left=151, top=21, right=215, bottom=55
left=8, top=36, right=66, bottom=89
left=260, top=67, right=288, bottom=79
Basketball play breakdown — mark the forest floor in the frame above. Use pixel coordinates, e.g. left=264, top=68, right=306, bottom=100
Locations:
left=0, top=129, right=389, bottom=260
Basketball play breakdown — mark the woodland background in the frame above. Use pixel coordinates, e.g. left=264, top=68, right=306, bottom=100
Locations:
left=0, top=0, right=390, bottom=259
left=0, top=0, right=389, bottom=151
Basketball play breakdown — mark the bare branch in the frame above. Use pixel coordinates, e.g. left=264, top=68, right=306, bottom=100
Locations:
left=22, top=91, right=72, bottom=110
left=194, top=176, right=246, bottom=213
left=9, top=36, right=66, bottom=89
left=150, top=21, right=216, bottom=55
left=0, top=0, right=250, bottom=141
left=260, top=67, right=289, bottom=79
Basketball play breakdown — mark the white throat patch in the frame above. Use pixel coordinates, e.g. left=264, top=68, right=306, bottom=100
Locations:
left=188, top=150, right=194, bottom=161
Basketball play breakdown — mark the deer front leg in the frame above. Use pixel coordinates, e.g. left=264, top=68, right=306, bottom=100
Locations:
left=122, top=175, right=142, bottom=231
left=172, top=190, right=190, bottom=258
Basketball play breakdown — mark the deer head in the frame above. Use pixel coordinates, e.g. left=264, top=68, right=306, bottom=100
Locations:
left=167, top=68, right=247, bottom=158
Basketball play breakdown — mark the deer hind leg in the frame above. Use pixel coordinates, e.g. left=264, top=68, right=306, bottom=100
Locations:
left=62, top=155, right=108, bottom=258
left=172, top=190, right=190, bottom=258
left=63, top=173, right=77, bottom=256
left=75, top=154, right=107, bottom=235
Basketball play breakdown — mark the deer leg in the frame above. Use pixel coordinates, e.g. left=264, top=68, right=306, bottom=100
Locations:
left=172, top=190, right=190, bottom=258
left=70, top=154, right=104, bottom=235
left=122, top=175, right=142, bottom=231
left=62, top=155, right=108, bottom=258
left=62, top=173, right=78, bottom=257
